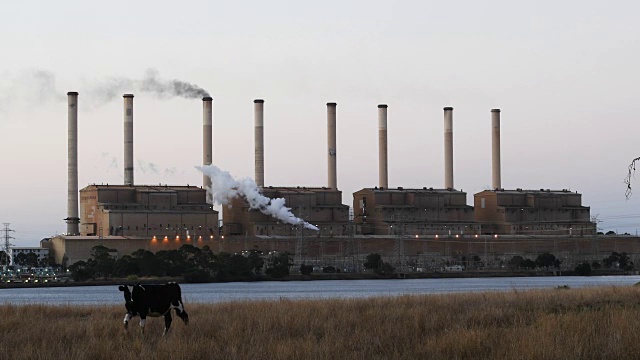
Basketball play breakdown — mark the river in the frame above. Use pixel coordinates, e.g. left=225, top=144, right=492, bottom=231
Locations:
left=1, top=275, right=639, bottom=305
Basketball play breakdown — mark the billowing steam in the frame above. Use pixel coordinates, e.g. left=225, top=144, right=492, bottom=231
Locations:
left=197, top=165, right=319, bottom=231
left=87, top=69, right=209, bottom=104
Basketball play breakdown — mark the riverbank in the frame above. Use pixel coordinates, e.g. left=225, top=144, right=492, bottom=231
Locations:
left=0, top=269, right=634, bottom=289
left=1, top=286, right=640, bottom=359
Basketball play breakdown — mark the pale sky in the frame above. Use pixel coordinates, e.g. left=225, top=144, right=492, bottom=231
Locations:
left=1, top=1, right=640, bottom=245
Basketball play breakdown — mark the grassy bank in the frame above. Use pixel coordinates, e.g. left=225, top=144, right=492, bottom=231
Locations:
left=2, top=286, right=640, bottom=359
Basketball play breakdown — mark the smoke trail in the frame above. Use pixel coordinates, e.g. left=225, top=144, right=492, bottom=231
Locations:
left=197, top=165, right=319, bottom=231
left=0, top=69, right=65, bottom=111
left=86, top=68, right=210, bottom=105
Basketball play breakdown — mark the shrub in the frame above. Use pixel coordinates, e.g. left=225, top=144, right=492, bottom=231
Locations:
left=575, top=262, right=592, bottom=276
left=183, top=268, right=212, bottom=283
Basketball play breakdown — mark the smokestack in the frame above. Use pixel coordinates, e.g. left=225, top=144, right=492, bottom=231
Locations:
left=123, top=94, right=134, bottom=186
left=66, top=92, right=80, bottom=235
left=203, top=97, right=213, bottom=202
left=378, top=104, right=388, bottom=189
left=491, top=109, right=501, bottom=190
left=443, top=107, right=454, bottom=189
left=254, top=99, right=265, bottom=188
left=327, top=103, right=337, bottom=190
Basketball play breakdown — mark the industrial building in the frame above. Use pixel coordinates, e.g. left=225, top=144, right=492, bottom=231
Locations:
left=79, top=184, right=217, bottom=238
left=47, top=93, right=219, bottom=266
left=47, top=91, right=601, bottom=267
left=474, top=189, right=595, bottom=235
left=352, top=106, right=479, bottom=236
left=221, top=101, right=350, bottom=237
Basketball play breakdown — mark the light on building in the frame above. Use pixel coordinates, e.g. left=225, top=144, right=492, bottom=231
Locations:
left=163, top=236, right=169, bottom=243
left=435, top=235, right=439, bottom=238
left=494, top=234, right=498, bottom=238
left=415, top=235, right=419, bottom=238
left=455, top=234, right=459, bottom=238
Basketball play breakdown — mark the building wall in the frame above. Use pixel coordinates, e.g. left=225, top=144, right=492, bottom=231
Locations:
left=222, top=187, right=350, bottom=236
left=79, top=185, right=218, bottom=238
left=474, top=189, right=596, bottom=235
left=353, top=188, right=478, bottom=235
left=47, top=235, right=216, bottom=265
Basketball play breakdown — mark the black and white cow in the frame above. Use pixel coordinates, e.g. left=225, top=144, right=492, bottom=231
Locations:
left=118, top=282, right=189, bottom=335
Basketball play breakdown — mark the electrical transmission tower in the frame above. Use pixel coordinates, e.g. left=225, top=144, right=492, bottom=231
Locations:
left=344, top=207, right=357, bottom=272
left=1, top=223, right=15, bottom=269
left=391, top=212, right=407, bottom=272
left=294, top=206, right=310, bottom=270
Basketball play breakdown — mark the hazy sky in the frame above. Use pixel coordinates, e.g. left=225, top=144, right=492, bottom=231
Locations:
left=1, top=1, right=639, bottom=245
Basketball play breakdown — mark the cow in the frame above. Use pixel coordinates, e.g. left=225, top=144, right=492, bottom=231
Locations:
left=118, top=282, right=189, bottom=335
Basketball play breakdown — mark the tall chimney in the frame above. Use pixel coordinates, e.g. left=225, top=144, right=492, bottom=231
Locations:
left=443, top=107, right=454, bottom=189
left=123, top=94, right=134, bottom=186
left=491, top=109, right=501, bottom=190
left=66, top=92, right=80, bottom=235
left=254, top=99, right=265, bottom=187
left=202, top=97, right=213, bottom=202
left=327, top=102, right=337, bottom=190
left=378, top=104, right=388, bottom=189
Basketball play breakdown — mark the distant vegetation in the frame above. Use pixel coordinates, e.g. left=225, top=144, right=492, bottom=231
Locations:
left=63, top=245, right=637, bottom=283
left=3, top=287, right=640, bottom=359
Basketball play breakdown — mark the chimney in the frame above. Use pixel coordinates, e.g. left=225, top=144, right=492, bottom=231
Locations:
left=123, top=94, right=134, bottom=186
left=66, top=92, right=80, bottom=235
left=327, top=102, right=337, bottom=190
left=254, top=99, right=265, bottom=187
left=202, top=97, right=213, bottom=202
left=378, top=104, right=388, bottom=189
left=491, top=109, right=501, bottom=190
left=443, top=107, right=454, bottom=189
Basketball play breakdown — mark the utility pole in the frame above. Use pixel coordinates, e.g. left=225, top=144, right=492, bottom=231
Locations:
left=1, top=223, right=15, bottom=269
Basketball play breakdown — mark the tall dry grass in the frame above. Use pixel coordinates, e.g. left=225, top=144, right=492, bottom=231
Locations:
left=1, top=286, right=640, bottom=359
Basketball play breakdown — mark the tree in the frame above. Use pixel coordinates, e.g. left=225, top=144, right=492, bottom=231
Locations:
left=364, top=253, right=383, bottom=271
left=603, top=252, right=633, bottom=270
left=14, top=253, right=39, bottom=268
left=508, top=256, right=525, bottom=269
left=300, top=264, right=313, bottom=275
left=0, top=251, right=10, bottom=266
left=535, top=253, right=557, bottom=269
left=625, top=157, right=640, bottom=199
left=90, top=245, right=115, bottom=279
left=575, top=262, right=592, bottom=276
left=265, top=252, right=291, bottom=278
left=68, top=261, right=95, bottom=282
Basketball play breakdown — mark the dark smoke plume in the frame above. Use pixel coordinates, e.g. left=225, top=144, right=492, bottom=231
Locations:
left=86, top=68, right=210, bottom=105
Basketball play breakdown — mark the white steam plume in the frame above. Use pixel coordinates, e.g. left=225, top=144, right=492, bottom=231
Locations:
left=197, top=165, right=319, bottom=231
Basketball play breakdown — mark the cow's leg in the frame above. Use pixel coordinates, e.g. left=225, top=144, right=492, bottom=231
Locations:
left=173, top=300, right=189, bottom=325
left=163, top=312, right=173, bottom=336
left=139, top=316, right=146, bottom=334
left=123, top=313, right=133, bottom=331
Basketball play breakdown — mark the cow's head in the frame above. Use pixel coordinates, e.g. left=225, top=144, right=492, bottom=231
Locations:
left=118, top=285, right=137, bottom=314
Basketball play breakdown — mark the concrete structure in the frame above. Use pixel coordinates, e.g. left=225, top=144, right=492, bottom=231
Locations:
left=491, top=109, right=501, bottom=190
left=474, top=189, right=596, bottom=235
left=123, top=94, right=134, bottom=186
left=66, top=92, right=80, bottom=235
left=444, top=107, right=454, bottom=189
left=78, top=184, right=218, bottom=238
left=203, top=97, right=213, bottom=202
left=254, top=99, right=265, bottom=188
left=353, top=187, right=478, bottom=235
left=327, top=102, right=337, bottom=190
left=378, top=105, right=388, bottom=189
left=222, top=187, right=350, bottom=237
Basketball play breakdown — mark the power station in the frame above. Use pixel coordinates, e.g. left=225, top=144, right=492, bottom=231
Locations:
left=43, top=92, right=599, bottom=268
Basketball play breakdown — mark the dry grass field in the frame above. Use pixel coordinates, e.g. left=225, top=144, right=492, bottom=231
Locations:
left=2, top=286, right=640, bottom=359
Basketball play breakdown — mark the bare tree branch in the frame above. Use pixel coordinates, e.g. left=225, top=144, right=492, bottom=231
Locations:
left=624, top=157, right=640, bottom=199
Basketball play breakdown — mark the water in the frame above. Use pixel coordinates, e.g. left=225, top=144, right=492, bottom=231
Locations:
left=0, top=276, right=639, bottom=305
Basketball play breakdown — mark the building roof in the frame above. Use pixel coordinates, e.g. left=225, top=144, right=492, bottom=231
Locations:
left=261, top=186, right=342, bottom=194
left=477, top=189, right=581, bottom=195
left=356, top=187, right=466, bottom=194
left=81, top=184, right=205, bottom=191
